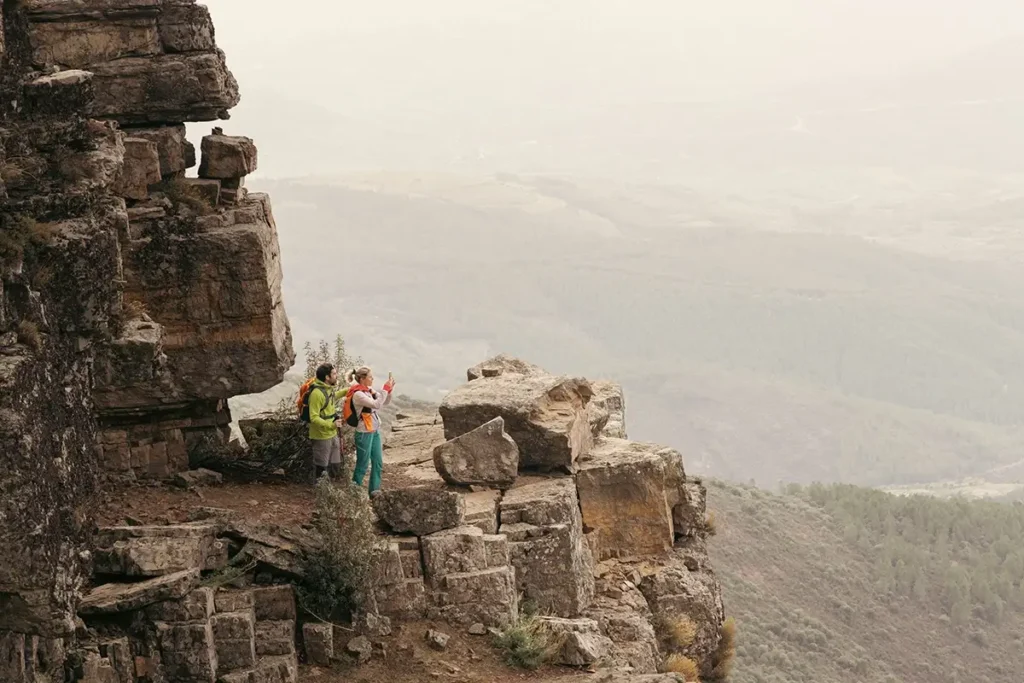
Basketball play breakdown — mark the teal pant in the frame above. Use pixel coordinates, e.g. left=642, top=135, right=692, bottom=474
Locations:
left=353, top=430, right=383, bottom=493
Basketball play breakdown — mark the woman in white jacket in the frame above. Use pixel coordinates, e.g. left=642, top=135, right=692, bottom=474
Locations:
left=343, top=366, right=394, bottom=496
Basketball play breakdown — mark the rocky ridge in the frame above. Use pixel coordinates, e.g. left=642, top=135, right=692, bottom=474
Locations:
left=64, top=355, right=724, bottom=682
left=1, top=0, right=293, bottom=680
left=371, top=354, right=726, bottom=678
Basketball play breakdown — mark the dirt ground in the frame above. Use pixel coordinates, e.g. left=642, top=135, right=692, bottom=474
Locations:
left=95, top=467, right=427, bottom=529
left=93, top=413, right=595, bottom=681
left=298, top=621, right=583, bottom=683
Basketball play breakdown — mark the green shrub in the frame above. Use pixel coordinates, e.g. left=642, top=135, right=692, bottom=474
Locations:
left=297, top=477, right=384, bottom=622
left=493, top=614, right=561, bottom=670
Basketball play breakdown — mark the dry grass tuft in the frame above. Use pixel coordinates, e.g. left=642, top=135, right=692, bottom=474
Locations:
left=493, top=614, right=562, bottom=670
left=16, top=320, right=42, bottom=352
left=669, top=615, right=698, bottom=649
left=704, top=511, right=719, bottom=536
left=708, top=616, right=737, bottom=680
left=664, top=653, right=701, bottom=681
left=123, top=296, right=149, bottom=320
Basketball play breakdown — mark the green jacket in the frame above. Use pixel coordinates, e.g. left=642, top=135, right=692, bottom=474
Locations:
left=307, top=380, right=339, bottom=440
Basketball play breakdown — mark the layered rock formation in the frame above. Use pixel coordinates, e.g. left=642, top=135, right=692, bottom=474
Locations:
left=0, top=0, right=292, bottom=679
left=374, top=356, right=727, bottom=677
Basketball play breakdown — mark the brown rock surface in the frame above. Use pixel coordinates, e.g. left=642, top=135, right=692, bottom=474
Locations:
left=115, top=137, right=161, bottom=200
left=198, top=132, right=258, bottom=179
left=1, top=0, right=295, bottom=676
left=576, top=439, right=688, bottom=559
left=124, top=124, right=196, bottom=176
left=638, top=552, right=725, bottom=676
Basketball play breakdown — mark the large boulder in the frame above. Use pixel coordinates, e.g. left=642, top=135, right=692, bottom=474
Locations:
left=116, top=193, right=295, bottom=403
left=198, top=132, right=258, bottom=180
left=576, top=439, right=687, bottom=559
left=499, top=478, right=595, bottom=616
left=433, top=416, right=519, bottom=488
left=440, top=372, right=594, bottom=472
left=538, top=617, right=614, bottom=668
left=372, top=487, right=465, bottom=536
left=126, top=124, right=196, bottom=177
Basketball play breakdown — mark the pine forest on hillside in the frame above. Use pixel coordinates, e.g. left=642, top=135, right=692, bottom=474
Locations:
left=708, top=480, right=1024, bottom=683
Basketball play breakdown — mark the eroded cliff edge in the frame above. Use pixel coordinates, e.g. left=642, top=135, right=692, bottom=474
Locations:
left=0, top=0, right=293, bottom=674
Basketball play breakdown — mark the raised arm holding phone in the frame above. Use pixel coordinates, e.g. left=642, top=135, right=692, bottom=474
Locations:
left=342, top=366, right=395, bottom=496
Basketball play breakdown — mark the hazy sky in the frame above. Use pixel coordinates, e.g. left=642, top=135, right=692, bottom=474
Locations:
left=206, top=0, right=1024, bottom=109
left=192, top=1, right=1024, bottom=180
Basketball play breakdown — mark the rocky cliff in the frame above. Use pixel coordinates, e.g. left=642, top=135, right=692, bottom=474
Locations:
left=1, top=2, right=727, bottom=682
left=0, top=0, right=293, bottom=678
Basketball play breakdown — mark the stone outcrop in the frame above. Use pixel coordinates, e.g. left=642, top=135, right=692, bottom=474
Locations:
left=499, top=478, right=595, bottom=616
left=23, top=0, right=239, bottom=123
left=0, top=0, right=293, bottom=676
left=590, top=380, right=627, bottom=439
left=440, top=370, right=594, bottom=472
left=421, top=526, right=519, bottom=627
left=576, top=439, right=688, bottom=559
left=432, top=416, right=520, bottom=488
left=370, top=355, right=726, bottom=676
left=74, top=522, right=308, bottom=682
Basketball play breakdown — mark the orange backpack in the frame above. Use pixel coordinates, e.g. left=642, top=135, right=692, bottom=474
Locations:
left=296, top=378, right=319, bottom=422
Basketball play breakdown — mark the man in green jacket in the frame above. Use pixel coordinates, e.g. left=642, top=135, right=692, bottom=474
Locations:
left=309, top=363, right=341, bottom=480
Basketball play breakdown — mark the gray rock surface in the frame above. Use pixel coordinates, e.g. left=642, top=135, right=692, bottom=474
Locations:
left=433, top=416, right=519, bottom=488
left=372, top=487, right=466, bottom=536
left=499, top=478, right=595, bottom=616
left=79, top=569, right=199, bottom=615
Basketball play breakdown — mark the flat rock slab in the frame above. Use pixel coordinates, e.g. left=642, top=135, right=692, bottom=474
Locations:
left=172, top=467, right=224, bottom=488
left=79, top=568, right=199, bottom=615
left=440, top=373, right=594, bottom=471
left=372, top=487, right=465, bottom=536
left=433, top=416, right=519, bottom=488
left=466, top=354, right=548, bottom=381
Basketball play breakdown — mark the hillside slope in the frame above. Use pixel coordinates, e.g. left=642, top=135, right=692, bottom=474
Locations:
left=708, top=480, right=1024, bottom=683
